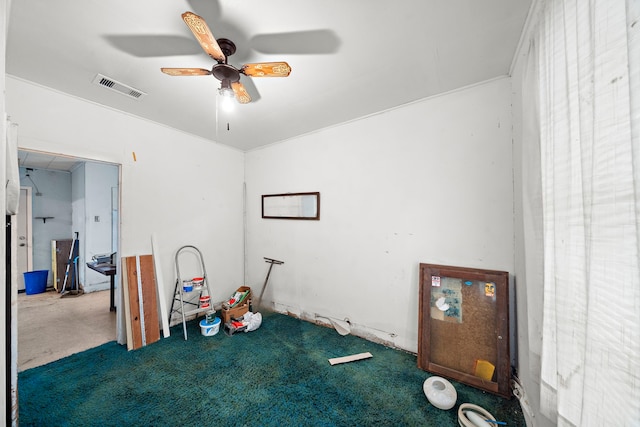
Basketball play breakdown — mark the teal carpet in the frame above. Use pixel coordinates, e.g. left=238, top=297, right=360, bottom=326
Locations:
left=18, top=312, right=525, bottom=426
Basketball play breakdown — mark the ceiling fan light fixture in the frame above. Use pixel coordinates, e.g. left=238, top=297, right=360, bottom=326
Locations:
left=218, top=82, right=236, bottom=111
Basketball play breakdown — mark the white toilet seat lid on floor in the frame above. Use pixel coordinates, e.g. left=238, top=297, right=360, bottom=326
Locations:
left=423, top=376, right=457, bottom=410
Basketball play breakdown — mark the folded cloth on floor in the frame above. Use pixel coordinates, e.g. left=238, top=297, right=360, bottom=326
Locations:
left=224, top=312, right=262, bottom=337
left=242, top=312, right=262, bottom=332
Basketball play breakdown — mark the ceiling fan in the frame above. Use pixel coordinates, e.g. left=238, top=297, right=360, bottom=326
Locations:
left=161, top=12, right=291, bottom=105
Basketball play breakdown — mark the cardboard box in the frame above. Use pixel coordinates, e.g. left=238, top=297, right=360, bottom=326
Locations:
left=221, top=302, right=250, bottom=323
left=221, top=286, right=252, bottom=323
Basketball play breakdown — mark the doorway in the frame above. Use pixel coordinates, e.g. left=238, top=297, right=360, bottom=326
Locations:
left=15, top=150, right=121, bottom=371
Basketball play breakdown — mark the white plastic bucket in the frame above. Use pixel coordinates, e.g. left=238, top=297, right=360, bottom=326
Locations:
left=199, top=317, right=220, bottom=337
left=199, top=295, right=211, bottom=309
left=183, top=280, right=193, bottom=292
left=192, top=277, right=204, bottom=289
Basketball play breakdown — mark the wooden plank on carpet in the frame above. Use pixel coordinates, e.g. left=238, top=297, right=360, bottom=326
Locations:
left=328, top=352, right=373, bottom=365
left=122, top=255, right=160, bottom=350
left=151, top=234, right=170, bottom=338
left=122, top=258, right=134, bottom=348
left=138, top=255, right=160, bottom=345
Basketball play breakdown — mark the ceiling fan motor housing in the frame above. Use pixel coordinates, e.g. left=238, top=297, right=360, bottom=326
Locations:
left=217, top=38, right=237, bottom=57
left=212, top=63, right=240, bottom=82
left=211, top=38, right=240, bottom=82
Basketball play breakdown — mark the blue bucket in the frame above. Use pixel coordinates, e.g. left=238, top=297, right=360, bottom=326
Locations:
left=24, top=270, right=48, bottom=295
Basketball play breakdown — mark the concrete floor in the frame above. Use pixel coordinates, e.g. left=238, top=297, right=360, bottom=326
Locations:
left=17, top=289, right=117, bottom=371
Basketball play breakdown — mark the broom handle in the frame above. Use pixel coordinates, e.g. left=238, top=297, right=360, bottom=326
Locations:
left=61, top=232, right=79, bottom=293
left=257, top=257, right=284, bottom=307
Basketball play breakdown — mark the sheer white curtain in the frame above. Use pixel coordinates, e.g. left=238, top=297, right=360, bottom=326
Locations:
left=529, top=0, right=640, bottom=425
left=5, top=117, right=19, bottom=214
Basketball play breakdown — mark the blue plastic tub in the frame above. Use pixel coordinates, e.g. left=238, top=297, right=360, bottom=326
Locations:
left=24, top=270, right=48, bottom=295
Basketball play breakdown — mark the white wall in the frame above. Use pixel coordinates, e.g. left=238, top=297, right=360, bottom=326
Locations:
left=6, top=76, right=246, bottom=315
left=70, top=163, right=85, bottom=290
left=19, top=167, right=72, bottom=287
left=83, top=161, right=118, bottom=292
left=245, top=77, right=515, bottom=352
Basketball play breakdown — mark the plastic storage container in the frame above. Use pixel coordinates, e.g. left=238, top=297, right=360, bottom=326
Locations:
left=24, top=270, right=48, bottom=295
left=199, top=317, right=221, bottom=336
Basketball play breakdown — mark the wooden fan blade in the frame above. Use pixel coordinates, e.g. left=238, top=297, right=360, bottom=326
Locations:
left=231, top=81, right=251, bottom=104
left=161, top=68, right=211, bottom=76
left=241, top=62, right=292, bottom=77
left=181, top=11, right=225, bottom=63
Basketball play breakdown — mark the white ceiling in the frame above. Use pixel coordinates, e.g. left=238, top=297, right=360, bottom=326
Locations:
left=7, top=0, right=532, bottom=154
left=17, top=150, right=83, bottom=172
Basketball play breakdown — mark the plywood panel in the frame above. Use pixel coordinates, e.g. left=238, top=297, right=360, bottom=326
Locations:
left=122, top=255, right=160, bottom=350
left=51, top=239, right=72, bottom=292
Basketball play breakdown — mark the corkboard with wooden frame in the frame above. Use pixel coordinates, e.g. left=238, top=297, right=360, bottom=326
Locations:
left=417, top=263, right=511, bottom=398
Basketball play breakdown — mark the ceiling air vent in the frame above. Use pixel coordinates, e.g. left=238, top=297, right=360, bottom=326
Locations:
left=92, top=74, right=146, bottom=100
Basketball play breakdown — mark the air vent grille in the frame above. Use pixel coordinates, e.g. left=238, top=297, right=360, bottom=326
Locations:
left=92, top=74, right=146, bottom=100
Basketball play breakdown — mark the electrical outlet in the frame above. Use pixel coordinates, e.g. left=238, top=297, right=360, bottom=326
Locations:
left=94, top=216, right=100, bottom=222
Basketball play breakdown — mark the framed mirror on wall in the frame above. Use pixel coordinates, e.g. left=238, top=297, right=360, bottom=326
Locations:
left=417, top=263, right=511, bottom=398
left=262, top=192, right=320, bottom=220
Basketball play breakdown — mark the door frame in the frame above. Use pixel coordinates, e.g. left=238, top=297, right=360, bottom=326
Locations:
left=18, top=186, right=33, bottom=281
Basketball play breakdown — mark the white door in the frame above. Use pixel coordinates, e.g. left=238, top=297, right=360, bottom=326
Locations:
left=17, top=187, right=33, bottom=291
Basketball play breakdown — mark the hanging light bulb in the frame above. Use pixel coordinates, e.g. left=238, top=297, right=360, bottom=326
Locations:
left=218, top=80, right=235, bottom=112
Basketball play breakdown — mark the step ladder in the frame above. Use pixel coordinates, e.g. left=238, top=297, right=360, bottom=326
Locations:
left=169, top=245, right=213, bottom=340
